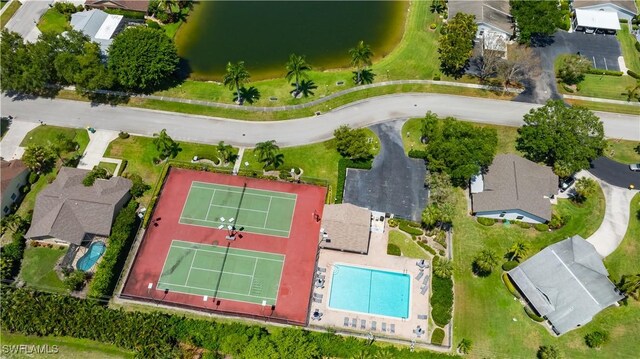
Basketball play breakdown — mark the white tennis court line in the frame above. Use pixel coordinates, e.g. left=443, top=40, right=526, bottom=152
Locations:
left=172, top=243, right=285, bottom=263
left=178, top=217, right=290, bottom=236
left=208, top=202, right=268, bottom=214
left=172, top=239, right=286, bottom=260
left=248, top=258, right=259, bottom=295
left=183, top=251, right=198, bottom=286
left=191, top=181, right=297, bottom=200
left=156, top=282, right=277, bottom=301
left=190, top=266, right=253, bottom=277
left=192, top=185, right=297, bottom=201
left=262, top=197, right=273, bottom=227
left=203, top=189, right=217, bottom=221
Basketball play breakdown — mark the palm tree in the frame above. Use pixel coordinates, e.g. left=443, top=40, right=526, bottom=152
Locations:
left=473, top=249, right=499, bottom=276
left=457, top=338, right=472, bottom=355
left=216, top=141, right=237, bottom=164
left=285, top=53, right=311, bottom=97
left=508, top=241, right=530, bottom=262
left=354, top=68, right=376, bottom=85
left=349, top=40, right=373, bottom=85
left=156, top=0, right=177, bottom=18
left=433, top=257, right=453, bottom=278
left=255, top=140, right=283, bottom=169
left=223, top=61, right=251, bottom=104
left=624, top=81, right=640, bottom=102
left=294, top=79, right=317, bottom=98
left=234, top=86, right=260, bottom=105
left=619, top=274, right=640, bottom=300
left=152, top=129, right=180, bottom=159
left=372, top=348, right=394, bottom=359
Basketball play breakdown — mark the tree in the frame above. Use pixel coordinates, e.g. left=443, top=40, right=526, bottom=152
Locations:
left=217, top=141, right=237, bottom=164
left=255, top=140, right=284, bottom=169
left=333, top=125, right=373, bottom=161
left=124, top=173, right=150, bottom=198
left=573, top=177, right=598, bottom=203
left=496, top=45, right=540, bottom=93
left=508, top=241, right=530, bottom=262
left=421, top=114, right=498, bottom=187
left=511, top=0, right=563, bottom=45
left=156, top=0, right=177, bottom=19
left=624, top=80, right=640, bottom=102
left=557, top=55, right=591, bottom=85
left=349, top=40, right=373, bottom=85
left=352, top=68, right=376, bottom=85
left=619, top=274, right=640, bottom=300
left=472, top=45, right=502, bottom=83
left=472, top=249, right=499, bottom=276
left=152, top=129, right=180, bottom=159
left=430, top=0, right=446, bottom=14
left=423, top=172, right=455, bottom=228
left=457, top=338, right=472, bottom=355
left=0, top=30, right=28, bottom=93
left=64, top=270, right=88, bottom=291
left=223, top=61, right=251, bottom=104
left=438, top=12, right=477, bottom=78
left=108, top=27, right=179, bottom=91
left=0, top=214, right=29, bottom=235
left=584, top=330, right=609, bottom=349
left=83, top=166, right=110, bottom=186
left=22, top=146, right=56, bottom=173
left=294, top=79, right=318, bottom=98
left=270, top=327, right=319, bottom=359
left=433, top=257, right=453, bottom=279
left=234, top=86, right=261, bottom=105
left=285, top=54, right=311, bottom=97
left=537, top=345, right=562, bottom=359
left=516, top=100, right=606, bottom=176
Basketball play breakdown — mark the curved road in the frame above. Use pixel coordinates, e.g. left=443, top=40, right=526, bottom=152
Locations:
left=1, top=93, right=638, bottom=147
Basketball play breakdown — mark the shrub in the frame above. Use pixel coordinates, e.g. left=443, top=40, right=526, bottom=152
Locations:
left=429, top=23, right=437, bottom=30
left=477, top=217, right=495, bottom=226
left=534, top=223, right=549, bottom=232
left=628, top=70, right=640, bottom=79
left=434, top=230, right=447, bottom=248
left=417, top=240, right=437, bottom=255
left=278, top=170, right=290, bottom=180
left=525, top=306, right=545, bottom=322
left=430, top=328, right=445, bottom=345
left=557, top=55, right=591, bottom=85
left=586, top=69, right=623, bottom=76
left=399, top=222, right=423, bottom=236
left=585, top=330, right=609, bottom=348
left=54, top=2, right=79, bottom=19
left=515, top=221, right=531, bottom=229
left=387, top=218, right=398, bottom=227
left=619, top=18, right=628, bottom=23
left=408, top=149, right=428, bottom=159
left=635, top=41, right=640, bottom=52
left=433, top=74, right=441, bottom=81
left=28, top=172, right=39, bottom=184
left=457, top=338, right=472, bottom=354
left=549, top=213, right=568, bottom=229
left=387, top=243, right=401, bottom=256
left=537, top=345, right=561, bottom=359
left=146, top=20, right=161, bottom=29
left=83, top=167, right=110, bottom=186
left=64, top=270, right=87, bottom=291
left=103, top=8, right=146, bottom=19
left=562, top=84, right=574, bottom=93
left=118, top=131, right=130, bottom=139
left=431, top=276, right=453, bottom=326
left=0, top=232, right=26, bottom=281
left=124, top=173, right=150, bottom=198
left=118, top=159, right=128, bottom=176
left=502, top=272, right=521, bottom=298
left=501, top=261, right=519, bottom=271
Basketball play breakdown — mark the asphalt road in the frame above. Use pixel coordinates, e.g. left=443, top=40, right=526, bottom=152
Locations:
left=343, top=120, right=428, bottom=221
left=5, top=0, right=52, bottom=43
left=1, top=93, right=638, bottom=147
left=589, top=157, right=640, bottom=189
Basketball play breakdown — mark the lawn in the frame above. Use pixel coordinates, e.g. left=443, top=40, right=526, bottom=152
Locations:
left=0, top=331, right=134, bottom=358
left=605, top=139, right=640, bottom=164
left=37, top=8, right=70, bottom=34
left=19, top=246, right=68, bottom=293
left=20, top=125, right=90, bottom=154
left=564, top=98, right=640, bottom=115
left=99, top=161, right=118, bottom=175
left=388, top=229, right=430, bottom=259
left=618, top=24, right=640, bottom=73
left=105, top=136, right=236, bottom=204
left=16, top=171, right=57, bottom=217
left=0, top=0, right=20, bottom=27
left=605, top=193, right=640, bottom=283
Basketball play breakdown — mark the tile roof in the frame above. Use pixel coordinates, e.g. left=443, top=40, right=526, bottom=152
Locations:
left=1, top=159, right=28, bottom=193
left=472, top=154, right=558, bottom=221
left=26, top=167, right=132, bottom=245
left=509, top=236, right=624, bottom=334
left=448, top=0, right=514, bottom=34
left=320, top=204, right=371, bottom=254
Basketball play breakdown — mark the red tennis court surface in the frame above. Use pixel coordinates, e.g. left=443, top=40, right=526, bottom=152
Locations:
left=121, top=168, right=326, bottom=325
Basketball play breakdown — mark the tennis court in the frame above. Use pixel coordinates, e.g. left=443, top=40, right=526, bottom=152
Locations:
left=157, top=240, right=285, bottom=305
left=179, top=181, right=297, bottom=237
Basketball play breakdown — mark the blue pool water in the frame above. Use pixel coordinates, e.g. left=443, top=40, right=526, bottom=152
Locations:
left=76, top=242, right=106, bottom=271
left=328, top=264, right=410, bottom=318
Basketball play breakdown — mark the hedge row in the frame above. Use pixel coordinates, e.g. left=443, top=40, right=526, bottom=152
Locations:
left=629, top=70, right=640, bottom=79
left=534, top=223, right=549, bottom=232
left=431, top=328, right=445, bottom=345
left=87, top=201, right=138, bottom=299
left=103, top=8, right=146, bottom=19
left=335, top=158, right=372, bottom=203
left=387, top=243, right=401, bottom=256
left=502, top=272, right=521, bottom=299
left=477, top=217, right=495, bottom=226
left=524, top=306, right=545, bottom=322
left=431, top=276, right=454, bottom=327
left=0, top=232, right=26, bottom=281
left=417, top=240, right=437, bottom=255
left=408, top=149, right=428, bottom=160
left=399, top=222, right=423, bottom=236
left=501, top=261, right=519, bottom=271
left=587, top=69, right=623, bottom=76
left=1, top=286, right=460, bottom=359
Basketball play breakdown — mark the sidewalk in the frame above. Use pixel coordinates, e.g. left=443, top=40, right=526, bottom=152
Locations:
left=0, top=120, right=38, bottom=160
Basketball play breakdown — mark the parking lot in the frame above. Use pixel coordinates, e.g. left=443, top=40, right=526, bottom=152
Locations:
left=569, top=31, right=622, bottom=70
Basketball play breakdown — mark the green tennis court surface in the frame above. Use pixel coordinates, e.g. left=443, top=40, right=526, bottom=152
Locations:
left=157, top=240, right=285, bottom=305
left=180, top=181, right=297, bottom=237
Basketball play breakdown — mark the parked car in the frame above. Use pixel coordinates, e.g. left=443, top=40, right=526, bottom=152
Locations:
left=630, top=164, right=640, bottom=172
left=560, top=176, right=576, bottom=192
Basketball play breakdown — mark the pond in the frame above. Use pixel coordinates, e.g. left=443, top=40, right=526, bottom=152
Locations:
left=175, top=0, right=407, bottom=81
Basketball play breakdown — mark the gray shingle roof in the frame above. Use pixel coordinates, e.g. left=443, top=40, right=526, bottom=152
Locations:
left=70, top=9, right=123, bottom=53
left=26, top=167, right=132, bottom=245
left=509, top=236, right=624, bottom=335
left=572, top=0, right=638, bottom=15
left=85, top=0, right=150, bottom=12
left=448, top=0, right=514, bottom=34
left=320, top=204, right=371, bottom=254
left=472, top=154, right=558, bottom=221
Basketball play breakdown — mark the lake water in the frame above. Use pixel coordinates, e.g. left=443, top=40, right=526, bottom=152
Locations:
left=175, top=0, right=407, bottom=80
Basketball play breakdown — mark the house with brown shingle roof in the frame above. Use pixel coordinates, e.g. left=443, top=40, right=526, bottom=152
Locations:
left=1, top=159, right=29, bottom=218
left=25, top=167, right=132, bottom=245
left=471, top=154, right=558, bottom=224
left=85, top=0, right=150, bottom=13
left=320, top=204, right=371, bottom=254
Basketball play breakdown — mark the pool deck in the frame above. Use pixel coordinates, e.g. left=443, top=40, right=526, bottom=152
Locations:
left=311, top=222, right=432, bottom=343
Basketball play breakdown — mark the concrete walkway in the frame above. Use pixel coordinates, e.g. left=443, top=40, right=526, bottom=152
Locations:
left=77, top=129, right=119, bottom=170
left=4, top=0, right=52, bottom=43
left=232, top=147, right=245, bottom=175
left=564, top=94, right=640, bottom=106
left=0, top=120, right=37, bottom=160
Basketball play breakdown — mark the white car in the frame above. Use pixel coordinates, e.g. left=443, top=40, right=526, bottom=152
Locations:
left=630, top=164, right=640, bottom=172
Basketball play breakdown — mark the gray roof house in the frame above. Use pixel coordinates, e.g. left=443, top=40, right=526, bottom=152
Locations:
left=572, top=0, right=638, bottom=21
left=320, top=204, right=371, bottom=254
left=509, top=236, right=623, bottom=335
left=472, top=154, right=558, bottom=224
left=26, top=167, right=132, bottom=245
left=448, top=0, right=514, bottom=38
left=70, top=9, right=124, bottom=54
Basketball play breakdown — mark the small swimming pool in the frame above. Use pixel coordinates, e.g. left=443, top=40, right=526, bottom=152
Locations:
left=76, top=242, right=106, bottom=271
left=328, top=264, right=410, bottom=318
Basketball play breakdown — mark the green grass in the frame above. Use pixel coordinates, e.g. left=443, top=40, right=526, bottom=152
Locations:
left=1, top=1, right=7, bottom=9
left=605, top=139, right=640, bottom=164
left=105, top=136, right=235, bottom=204
left=20, top=125, right=89, bottom=153
left=0, top=331, right=134, bottom=358
left=388, top=230, right=430, bottom=259
left=0, top=0, right=20, bottom=27
left=16, top=171, right=57, bottom=217
left=160, top=7, right=190, bottom=39
left=605, top=193, right=640, bottom=283
left=565, top=99, right=640, bottom=115
left=19, top=246, right=68, bottom=293
left=618, top=24, right=640, bottom=73
left=98, top=161, right=118, bottom=175
left=37, top=8, right=70, bottom=34
left=451, top=182, right=631, bottom=359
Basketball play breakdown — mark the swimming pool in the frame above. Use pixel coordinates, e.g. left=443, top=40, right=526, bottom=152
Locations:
left=328, top=264, right=410, bottom=318
left=76, top=242, right=106, bottom=271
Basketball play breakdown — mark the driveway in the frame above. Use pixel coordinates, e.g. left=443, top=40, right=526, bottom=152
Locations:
left=343, top=120, right=428, bottom=221
left=5, top=0, right=53, bottom=43
left=515, top=30, right=622, bottom=104
left=77, top=129, right=119, bottom=170
left=589, top=157, right=640, bottom=189
left=0, top=120, right=38, bottom=160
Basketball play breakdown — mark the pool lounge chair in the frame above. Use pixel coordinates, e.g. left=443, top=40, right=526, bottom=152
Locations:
left=316, top=274, right=326, bottom=280
left=344, top=317, right=349, bottom=326
left=360, top=319, right=366, bottom=329
left=317, top=267, right=327, bottom=273
left=312, top=297, right=322, bottom=303
left=371, top=321, right=377, bottom=331
left=381, top=323, right=387, bottom=332
left=417, top=314, right=428, bottom=320
left=351, top=318, right=357, bottom=328
left=415, top=271, right=424, bottom=280
left=422, top=274, right=430, bottom=285
left=390, top=323, right=395, bottom=334
left=313, top=293, right=323, bottom=299
left=420, top=285, right=429, bottom=295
